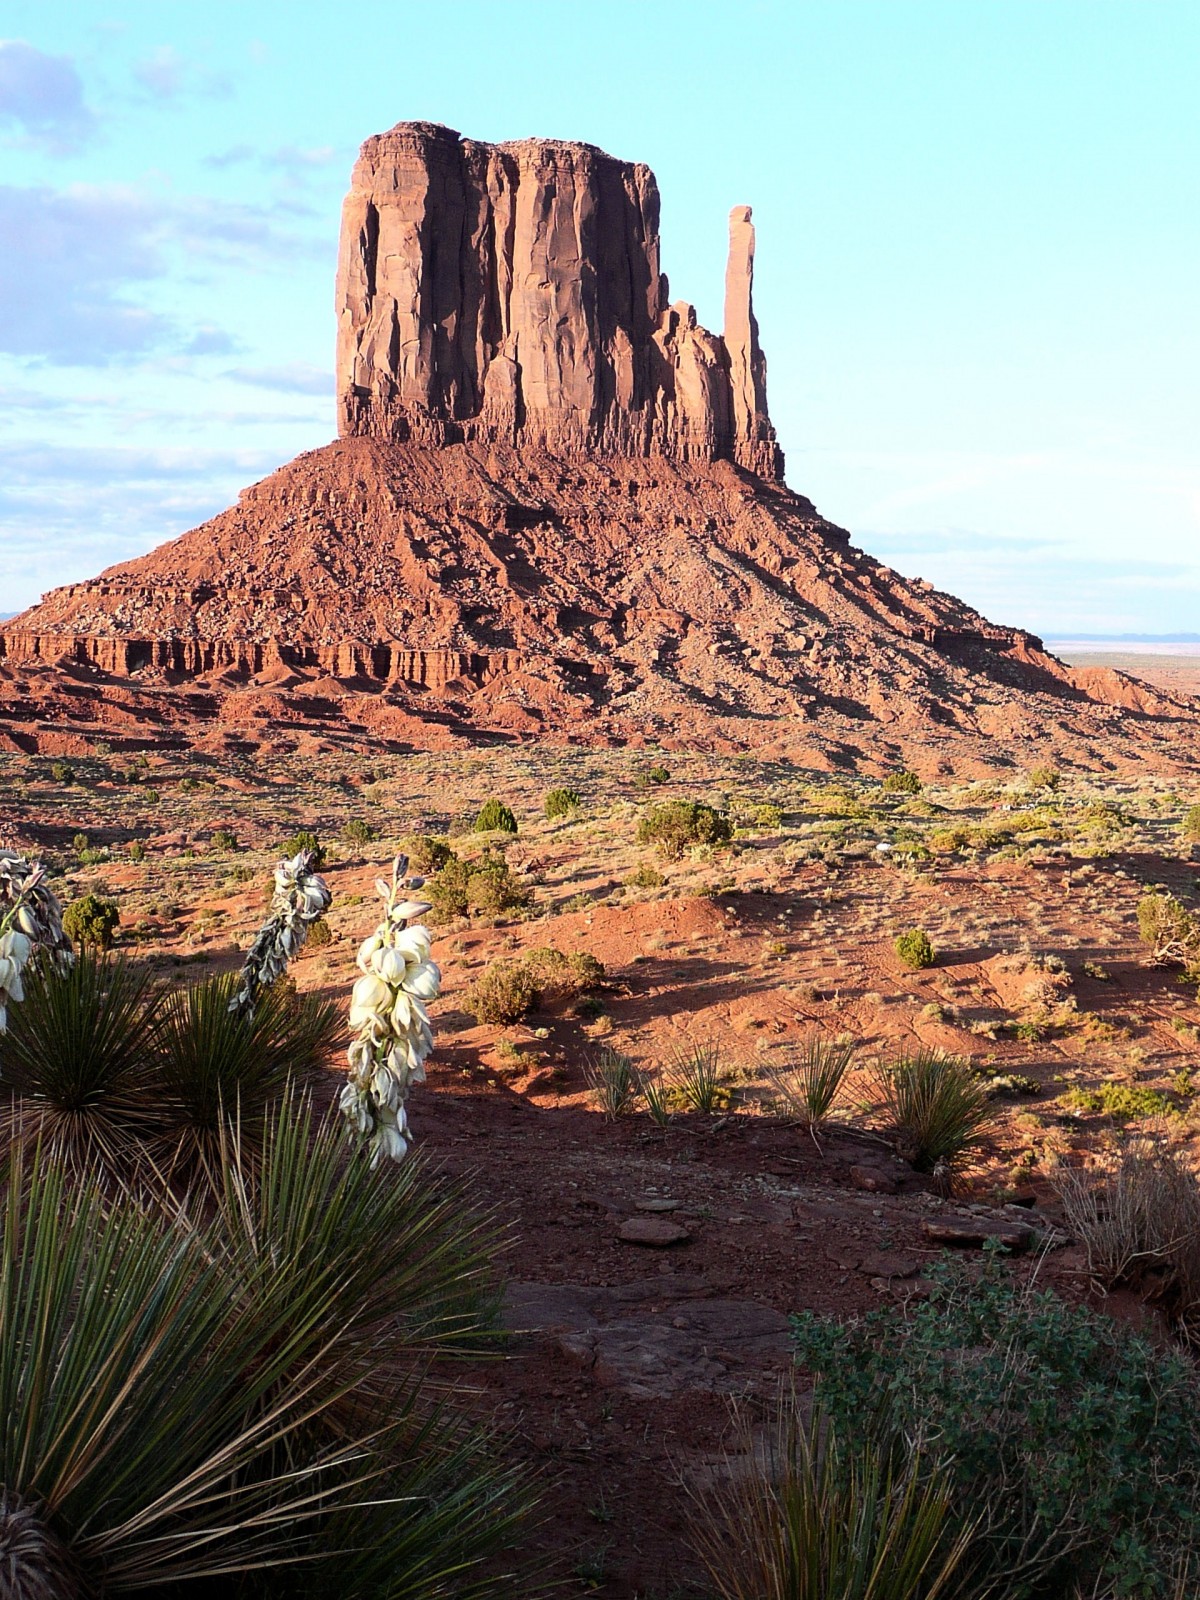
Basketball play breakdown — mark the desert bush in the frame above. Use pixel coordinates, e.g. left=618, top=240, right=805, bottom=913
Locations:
left=1058, top=1143, right=1200, bottom=1338
left=400, top=832, right=454, bottom=875
left=584, top=1048, right=641, bottom=1119
left=1183, top=804, right=1200, bottom=843
left=340, top=817, right=375, bottom=846
left=768, top=1036, right=857, bottom=1137
left=874, top=1049, right=992, bottom=1175
left=473, top=799, right=518, bottom=834
left=633, top=763, right=671, bottom=787
left=50, top=760, right=74, bottom=783
left=792, top=1253, right=1200, bottom=1597
left=429, top=848, right=530, bottom=921
left=1062, top=1082, right=1176, bottom=1120
left=624, top=862, right=665, bottom=888
left=1137, top=892, right=1200, bottom=967
left=0, top=951, right=163, bottom=1171
left=893, top=927, right=935, bottom=969
left=280, top=828, right=325, bottom=867
left=125, top=839, right=146, bottom=862
left=1028, top=764, right=1062, bottom=792
left=637, top=799, right=732, bottom=860
left=750, top=802, right=784, bottom=829
left=306, top=915, right=333, bottom=948
left=881, top=770, right=922, bottom=795
left=543, top=786, right=581, bottom=820
left=211, top=827, right=238, bottom=852
left=687, top=1394, right=974, bottom=1600
left=155, top=973, right=338, bottom=1177
left=467, top=958, right=538, bottom=1025
left=64, top=889, right=120, bottom=947
left=466, top=945, right=602, bottom=1026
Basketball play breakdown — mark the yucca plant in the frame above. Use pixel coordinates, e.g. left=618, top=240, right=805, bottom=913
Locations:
left=0, top=950, right=164, bottom=1173
left=0, top=1143, right=392, bottom=1594
left=155, top=971, right=339, bottom=1180
left=769, top=1036, right=858, bottom=1142
left=211, top=1094, right=505, bottom=1413
left=874, top=1049, right=992, bottom=1177
left=688, top=1396, right=978, bottom=1600
left=583, top=1048, right=642, bottom=1119
left=671, top=1041, right=729, bottom=1113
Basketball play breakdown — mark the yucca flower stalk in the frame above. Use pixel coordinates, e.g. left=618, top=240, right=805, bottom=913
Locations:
left=230, top=848, right=332, bottom=1018
left=340, top=854, right=440, bottom=1165
left=0, top=847, right=71, bottom=1033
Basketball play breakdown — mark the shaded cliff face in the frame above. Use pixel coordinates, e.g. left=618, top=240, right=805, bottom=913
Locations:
left=335, top=122, right=781, bottom=477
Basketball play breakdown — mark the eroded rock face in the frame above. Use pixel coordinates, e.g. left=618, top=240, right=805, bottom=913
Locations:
left=336, top=121, right=783, bottom=477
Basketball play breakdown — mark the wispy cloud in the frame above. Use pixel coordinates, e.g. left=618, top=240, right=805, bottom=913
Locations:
left=0, top=40, right=97, bottom=154
left=0, top=180, right=322, bottom=366
left=224, top=362, right=332, bottom=395
left=132, top=45, right=232, bottom=103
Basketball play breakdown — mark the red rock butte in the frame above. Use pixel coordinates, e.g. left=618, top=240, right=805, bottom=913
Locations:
left=1, top=121, right=1196, bottom=771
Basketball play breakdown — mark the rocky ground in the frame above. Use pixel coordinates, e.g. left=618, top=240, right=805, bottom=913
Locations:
left=3, top=744, right=1198, bottom=1595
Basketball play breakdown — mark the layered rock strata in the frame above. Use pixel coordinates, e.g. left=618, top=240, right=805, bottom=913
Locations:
left=335, top=122, right=781, bottom=476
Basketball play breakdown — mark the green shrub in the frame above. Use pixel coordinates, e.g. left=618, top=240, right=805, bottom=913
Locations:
left=1063, top=1082, right=1176, bottom=1121
left=50, top=760, right=74, bottom=783
left=624, top=863, right=665, bottom=889
left=881, top=770, right=922, bottom=795
left=211, top=828, right=239, bottom=853
left=669, top=1042, right=730, bottom=1113
left=126, top=840, right=146, bottom=863
left=874, top=1049, right=992, bottom=1174
left=893, top=928, right=935, bottom=969
left=792, top=1254, right=1200, bottom=1596
left=1183, top=804, right=1200, bottom=843
left=467, top=959, right=538, bottom=1025
left=687, top=1396, right=972, bottom=1600
left=305, top=916, right=333, bottom=949
left=73, top=831, right=90, bottom=854
left=0, top=952, right=161, bottom=1172
left=428, top=849, right=529, bottom=921
left=1137, top=892, right=1199, bottom=966
left=400, top=834, right=454, bottom=875
left=543, top=787, right=581, bottom=820
left=637, top=800, right=732, bottom=860
left=750, top=802, right=784, bottom=829
left=281, top=829, right=325, bottom=867
left=63, top=892, right=121, bottom=951
left=1028, top=763, right=1062, bottom=792
left=340, top=818, right=375, bottom=846
left=467, top=945, right=603, bottom=1025
left=473, top=799, right=517, bottom=834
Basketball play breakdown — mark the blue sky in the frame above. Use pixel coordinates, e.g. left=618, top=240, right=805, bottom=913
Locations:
left=2, top=0, right=1198, bottom=636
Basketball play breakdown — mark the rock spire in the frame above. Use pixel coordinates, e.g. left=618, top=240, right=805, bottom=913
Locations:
left=335, top=121, right=783, bottom=478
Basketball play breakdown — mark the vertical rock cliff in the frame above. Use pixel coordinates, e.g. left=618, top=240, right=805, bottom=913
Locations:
left=336, top=121, right=784, bottom=478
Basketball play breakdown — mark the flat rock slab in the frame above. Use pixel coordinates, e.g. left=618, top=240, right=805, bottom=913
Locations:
left=618, top=1216, right=691, bottom=1247
left=922, top=1217, right=1034, bottom=1252
left=635, top=1198, right=680, bottom=1213
left=501, top=1281, right=790, bottom=1399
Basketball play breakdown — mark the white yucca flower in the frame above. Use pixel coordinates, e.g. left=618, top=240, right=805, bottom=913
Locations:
left=229, top=848, right=332, bottom=1018
left=339, top=854, right=439, bottom=1165
left=0, top=848, right=72, bottom=1032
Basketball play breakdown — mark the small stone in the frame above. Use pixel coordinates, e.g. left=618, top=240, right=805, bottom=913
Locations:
left=849, top=1165, right=897, bottom=1194
left=618, top=1217, right=691, bottom=1248
left=922, top=1217, right=1033, bottom=1253
left=636, top=1198, right=680, bottom=1213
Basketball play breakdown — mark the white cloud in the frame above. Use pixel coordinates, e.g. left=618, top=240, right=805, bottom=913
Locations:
left=0, top=40, right=96, bottom=154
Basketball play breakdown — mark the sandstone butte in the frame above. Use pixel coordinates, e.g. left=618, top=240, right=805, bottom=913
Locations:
left=1, top=120, right=1196, bottom=775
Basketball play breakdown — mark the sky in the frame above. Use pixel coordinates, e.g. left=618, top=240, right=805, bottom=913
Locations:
left=1, top=0, right=1198, bottom=637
